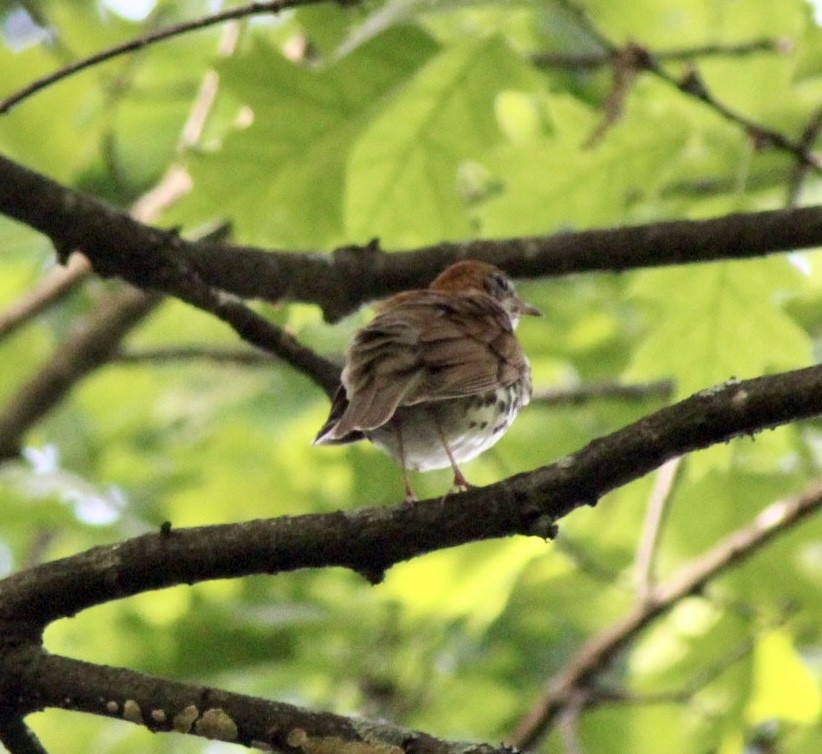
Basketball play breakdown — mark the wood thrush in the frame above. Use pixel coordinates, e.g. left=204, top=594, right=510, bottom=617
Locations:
left=313, top=260, right=541, bottom=500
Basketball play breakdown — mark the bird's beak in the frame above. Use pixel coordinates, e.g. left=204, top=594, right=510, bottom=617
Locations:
left=517, top=300, right=543, bottom=317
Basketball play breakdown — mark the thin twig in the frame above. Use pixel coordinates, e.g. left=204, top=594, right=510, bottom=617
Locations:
left=114, top=345, right=273, bottom=365
left=0, top=19, right=239, bottom=341
left=113, top=351, right=669, bottom=406
left=510, top=478, right=822, bottom=749
left=0, top=253, right=90, bottom=340
left=532, top=380, right=673, bottom=406
left=555, top=0, right=819, bottom=170
left=651, top=61, right=819, bottom=170
left=530, top=38, right=784, bottom=69
left=594, top=633, right=758, bottom=708
left=633, top=456, right=682, bottom=603
left=0, top=0, right=328, bottom=115
left=786, top=106, right=822, bottom=206
left=0, top=288, right=160, bottom=459
left=557, top=692, right=587, bottom=754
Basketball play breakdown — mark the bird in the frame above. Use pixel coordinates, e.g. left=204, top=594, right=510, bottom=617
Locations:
left=312, top=260, right=541, bottom=501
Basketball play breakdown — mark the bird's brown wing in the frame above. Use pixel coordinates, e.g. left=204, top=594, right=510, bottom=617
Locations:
left=312, top=386, right=365, bottom=445
left=315, top=291, right=528, bottom=441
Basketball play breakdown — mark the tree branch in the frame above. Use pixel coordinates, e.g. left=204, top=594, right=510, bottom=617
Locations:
left=3, top=365, right=822, bottom=629
left=0, top=0, right=333, bottom=115
left=0, top=715, right=49, bottom=754
left=0, top=253, right=90, bottom=340
left=555, top=0, right=820, bottom=170
left=1, top=152, right=820, bottom=323
left=114, top=345, right=280, bottom=365
left=593, top=633, right=757, bottom=709
left=532, top=380, right=673, bottom=405
left=0, top=287, right=159, bottom=459
left=530, top=38, right=786, bottom=69
left=510, top=478, right=822, bottom=748
left=633, top=456, right=682, bottom=602
left=2, top=648, right=510, bottom=754
left=787, top=106, right=822, bottom=206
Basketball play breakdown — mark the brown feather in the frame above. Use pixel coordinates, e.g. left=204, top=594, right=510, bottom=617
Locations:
left=320, top=289, right=528, bottom=438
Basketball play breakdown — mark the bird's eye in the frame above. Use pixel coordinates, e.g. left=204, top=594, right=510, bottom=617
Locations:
left=492, top=273, right=509, bottom=292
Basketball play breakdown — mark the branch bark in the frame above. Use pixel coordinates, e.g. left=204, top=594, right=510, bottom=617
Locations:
left=3, top=364, right=822, bottom=629
left=3, top=650, right=506, bottom=754
left=3, top=368, right=821, bottom=750
left=1, top=152, right=821, bottom=324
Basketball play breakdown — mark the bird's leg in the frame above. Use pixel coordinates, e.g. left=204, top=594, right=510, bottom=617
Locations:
left=394, top=419, right=416, bottom=503
left=429, top=410, right=473, bottom=493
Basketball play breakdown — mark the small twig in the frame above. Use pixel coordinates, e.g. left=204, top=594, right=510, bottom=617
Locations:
left=114, top=345, right=273, bottom=365
left=0, top=288, right=160, bottom=459
left=633, top=456, right=683, bottom=603
left=594, top=633, right=757, bottom=709
left=656, top=63, right=819, bottom=170
left=532, top=380, right=673, bottom=406
left=0, top=20, right=239, bottom=342
left=510, top=478, right=822, bottom=749
left=530, top=38, right=784, bottom=69
left=0, top=253, right=90, bottom=340
left=786, top=106, right=822, bottom=206
left=113, top=353, right=669, bottom=405
left=583, top=44, right=644, bottom=148
left=555, top=0, right=819, bottom=170
left=557, top=692, right=587, bottom=754
left=0, top=0, right=328, bottom=115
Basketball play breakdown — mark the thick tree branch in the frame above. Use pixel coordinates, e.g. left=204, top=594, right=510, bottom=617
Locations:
left=3, top=374, right=820, bottom=751
left=510, top=479, right=822, bottom=749
left=3, top=365, right=822, bottom=630
left=1, top=152, right=820, bottom=323
left=0, top=715, right=49, bottom=754
left=3, top=649, right=505, bottom=754
left=155, top=206, right=822, bottom=320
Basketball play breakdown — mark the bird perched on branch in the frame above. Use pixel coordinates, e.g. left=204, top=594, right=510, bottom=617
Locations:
left=313, top=260, right=541, bottom=501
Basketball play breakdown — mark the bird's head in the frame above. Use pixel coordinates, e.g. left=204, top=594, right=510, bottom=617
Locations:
left=430, top=260, right=542, bottom=327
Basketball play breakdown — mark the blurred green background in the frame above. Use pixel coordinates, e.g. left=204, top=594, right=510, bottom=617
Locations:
left=1, top=0, right=821, bottom=752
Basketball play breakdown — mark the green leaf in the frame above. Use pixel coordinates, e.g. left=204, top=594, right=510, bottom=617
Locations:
left=475, top=91, right=690, bottom=235
left=626, top=259, right=811, bottom=399
left=747, top=629, right=822, bottom=725
left=345, top=35, right=544, bottom=246
left=171, top=27, right=438, bottom=246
